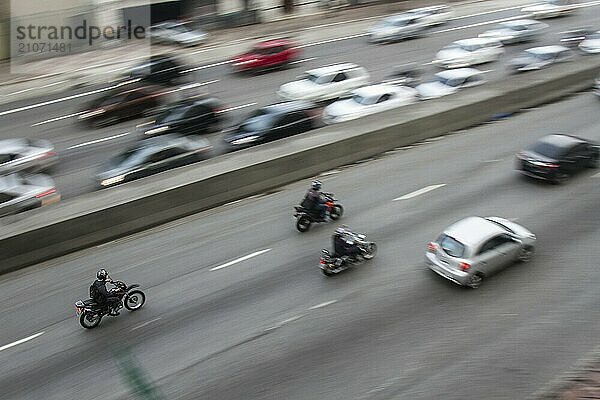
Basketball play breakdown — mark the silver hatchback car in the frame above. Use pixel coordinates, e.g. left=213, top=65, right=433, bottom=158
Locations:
left=426, top=216, right=536, bottom=288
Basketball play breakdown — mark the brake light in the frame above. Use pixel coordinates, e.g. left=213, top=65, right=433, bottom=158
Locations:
left=35, top=188, right=56, bottom=198
left=307, top=108, right=322, bottom=119
left=458, top=262, right=470, bottom=271
left=543, top=163, right=559, bottom=168
left=320, top=259, right=326, bottom=265
left=427, top=242, right=438, bottom=252
left=40, top=151, right=56, bottom=158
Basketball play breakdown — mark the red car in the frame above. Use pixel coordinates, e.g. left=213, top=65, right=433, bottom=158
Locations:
left=230, top=38, right=301, bottom=73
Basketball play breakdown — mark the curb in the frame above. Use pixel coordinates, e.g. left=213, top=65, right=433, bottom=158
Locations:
left=527, top=345, right=600, bottom=399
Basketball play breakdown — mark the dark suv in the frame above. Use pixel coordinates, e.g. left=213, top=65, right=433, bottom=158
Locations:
left=137, top=97, right=225, bottom=137
left=126, top=55, right=185, bottom=85
left=223, top=101, right=319, bottom=150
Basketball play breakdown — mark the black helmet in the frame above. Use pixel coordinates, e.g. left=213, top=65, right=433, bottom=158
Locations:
left=97, top=269, right=108, bottom=281
left=312, top=180, right=322, bottom=190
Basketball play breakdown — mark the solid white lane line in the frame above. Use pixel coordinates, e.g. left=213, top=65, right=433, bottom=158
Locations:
left=0, top=331, right=44, bottom=352
left=210, top=248, right=272, bottom=271
left=181, top=61, right=231, bottom=73
left=289, top=57, right=317, bottom=65
left=130, top=317, right=161, bottom=331
left=266, top=314, right=306, bottom=331
left=67, top=132, right=130, bottom=150
left=0, top=79, right=139, bottom=117
left=297, top=33, right=369, bottom=48
left=393, top=184, right=446, bottom=201
left=31, top=111, right=85, bottom=127
left=308, top=300, right=337, bottom=310
left=4, top=80, right=69, bottom=97
left=218, top=102, right=257, bottom=114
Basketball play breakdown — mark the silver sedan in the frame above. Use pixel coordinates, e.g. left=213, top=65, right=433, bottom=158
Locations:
left=0, top=173, right=61, bottom=218
left=426, top=216, right=536, bottom=288
left=0, top=138, right=58, bottom=174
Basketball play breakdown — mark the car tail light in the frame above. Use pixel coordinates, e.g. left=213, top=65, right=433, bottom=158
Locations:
left=35, top=188, right=56, bottom=198
left=542, top=163, right=559, bottom=168
left=307, top=108, right=322, bottom=119
left=40, top=151, right=56, bottom=158
left=320, top=259, right=327, bottom=265
left=458, top=262, right=470, bottom=271
left=427, top=242, right=438, bottom=252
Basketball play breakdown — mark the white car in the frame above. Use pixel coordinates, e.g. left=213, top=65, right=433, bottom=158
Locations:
left=434, top=38, right=504, bottom=69
left=367, top=14, right=428, bottom=43
left=579, top=31, right=600, bottom=54
left=148, top=21, right=208, bottom=47
left=277, top=63, right=370, bottom=102
left=416, top=68, right=487, bottom=100
left=322, top=84, right=417, bottom=124
left=521, top=0, right=575, bottom=19
left=407, top=5, right=454, bottom=26
left=508, top=45, right=574, bottom=72
left=478, top=19, right=549, bottom=44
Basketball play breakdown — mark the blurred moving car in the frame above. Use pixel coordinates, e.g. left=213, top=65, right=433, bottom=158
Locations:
left=322, top=84, right=417, bottom=124
left=277, top=63, right=370, bottom=102
left=0, top=173, right=60, bottom=217
left=416, top=68, right=486, bottom=100
left=434, top=38, right=503, bottom=69
left=516, top=134, right=599, bottom=183
left=559, top=27, right=595, bottom=48
left=0, top=138, right=58, bottom=174
left=148, top=21, right=208, bottom=47
left=426, top=216, right=536, bottom=288
left=125, top=55, right=185, bottom=85
left=78, top=86, right=163, bottom=127
left=223, top=101, right=319, bottom=149
left=367, top=14, right=428, bottom=43
left=508, top=45, right=573, bottom=73
left=381, top=63, right=423, bottom=87
left=136, top=97, right=225, bottom=137
left=406, top=5, right=454, bottom=26
left=96, top=134, right=212, bottom=188
left=230, top=38, right=301, bottom=73
left=579, top=31, right=600, bottom=54
left=478, top=19, right=548, bottom=44
left=521, top=0, right=575, bottom=19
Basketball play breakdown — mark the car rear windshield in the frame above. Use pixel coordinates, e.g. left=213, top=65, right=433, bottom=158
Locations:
left=531, top=140, right=564, bottom=158
left=437, top=234, right=465, bottom=258
left=240, top=114, right=275, bottom=132
left=157, top=105, right=190, bottom=123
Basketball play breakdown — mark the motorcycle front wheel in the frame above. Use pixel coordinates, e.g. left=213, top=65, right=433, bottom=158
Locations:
left=79, top=311, right=102, bottom=329
left=124, top=290, right=146, bottom=311
left=362, top=243, right=377, bottom=260
left=330, top=204, right=343, bottom=220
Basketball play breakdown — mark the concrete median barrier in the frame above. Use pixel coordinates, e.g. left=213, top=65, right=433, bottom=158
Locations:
left=1, top=57, right=599, bottom=274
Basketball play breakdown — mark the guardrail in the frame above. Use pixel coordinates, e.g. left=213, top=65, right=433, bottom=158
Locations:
left=1, top=57, right=599, bottom=274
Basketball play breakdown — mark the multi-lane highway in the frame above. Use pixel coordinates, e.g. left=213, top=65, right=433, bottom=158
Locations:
left=1, top=90, right=600, bottom=399
left=2, top=1, right=600, bottom=199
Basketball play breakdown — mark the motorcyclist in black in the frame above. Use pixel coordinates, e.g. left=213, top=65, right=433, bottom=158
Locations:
left=332, top=226, right=361, bottom=261
left=91, top=269, right=122, bottom=316
left=301, top=180, right=327, bottom=221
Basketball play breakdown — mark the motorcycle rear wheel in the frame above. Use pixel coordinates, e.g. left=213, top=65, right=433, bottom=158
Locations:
left=125, top=290, right=146, bottom=311
left=80, top=311, right=102, bottom=329
left=296, top=215, right=312, bottom=232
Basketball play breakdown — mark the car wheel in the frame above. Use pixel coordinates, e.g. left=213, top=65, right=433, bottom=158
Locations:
left=552, top=171, right=569, bottom=184
left=518, top=245, right=535, bottom=263
left=467, top=273, right=484, bottom=289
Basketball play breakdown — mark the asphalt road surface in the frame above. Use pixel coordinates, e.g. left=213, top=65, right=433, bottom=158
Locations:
left=1, top=2, right=600, bottom=199
left=1, top=91, right=600, bottom=399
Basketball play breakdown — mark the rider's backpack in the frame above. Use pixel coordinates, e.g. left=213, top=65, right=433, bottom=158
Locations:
left=89, top=284, right=101, bottom=302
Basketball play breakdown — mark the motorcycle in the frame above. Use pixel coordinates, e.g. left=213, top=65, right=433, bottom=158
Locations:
left=294, top=192, right=343, bottom=232
left=319, top=233, right=377, bottom=276
left=75, top=280, right=146, bottom=329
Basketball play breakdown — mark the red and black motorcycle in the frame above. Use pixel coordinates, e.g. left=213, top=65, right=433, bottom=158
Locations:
left=293, top=192, right=343, bottom=232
